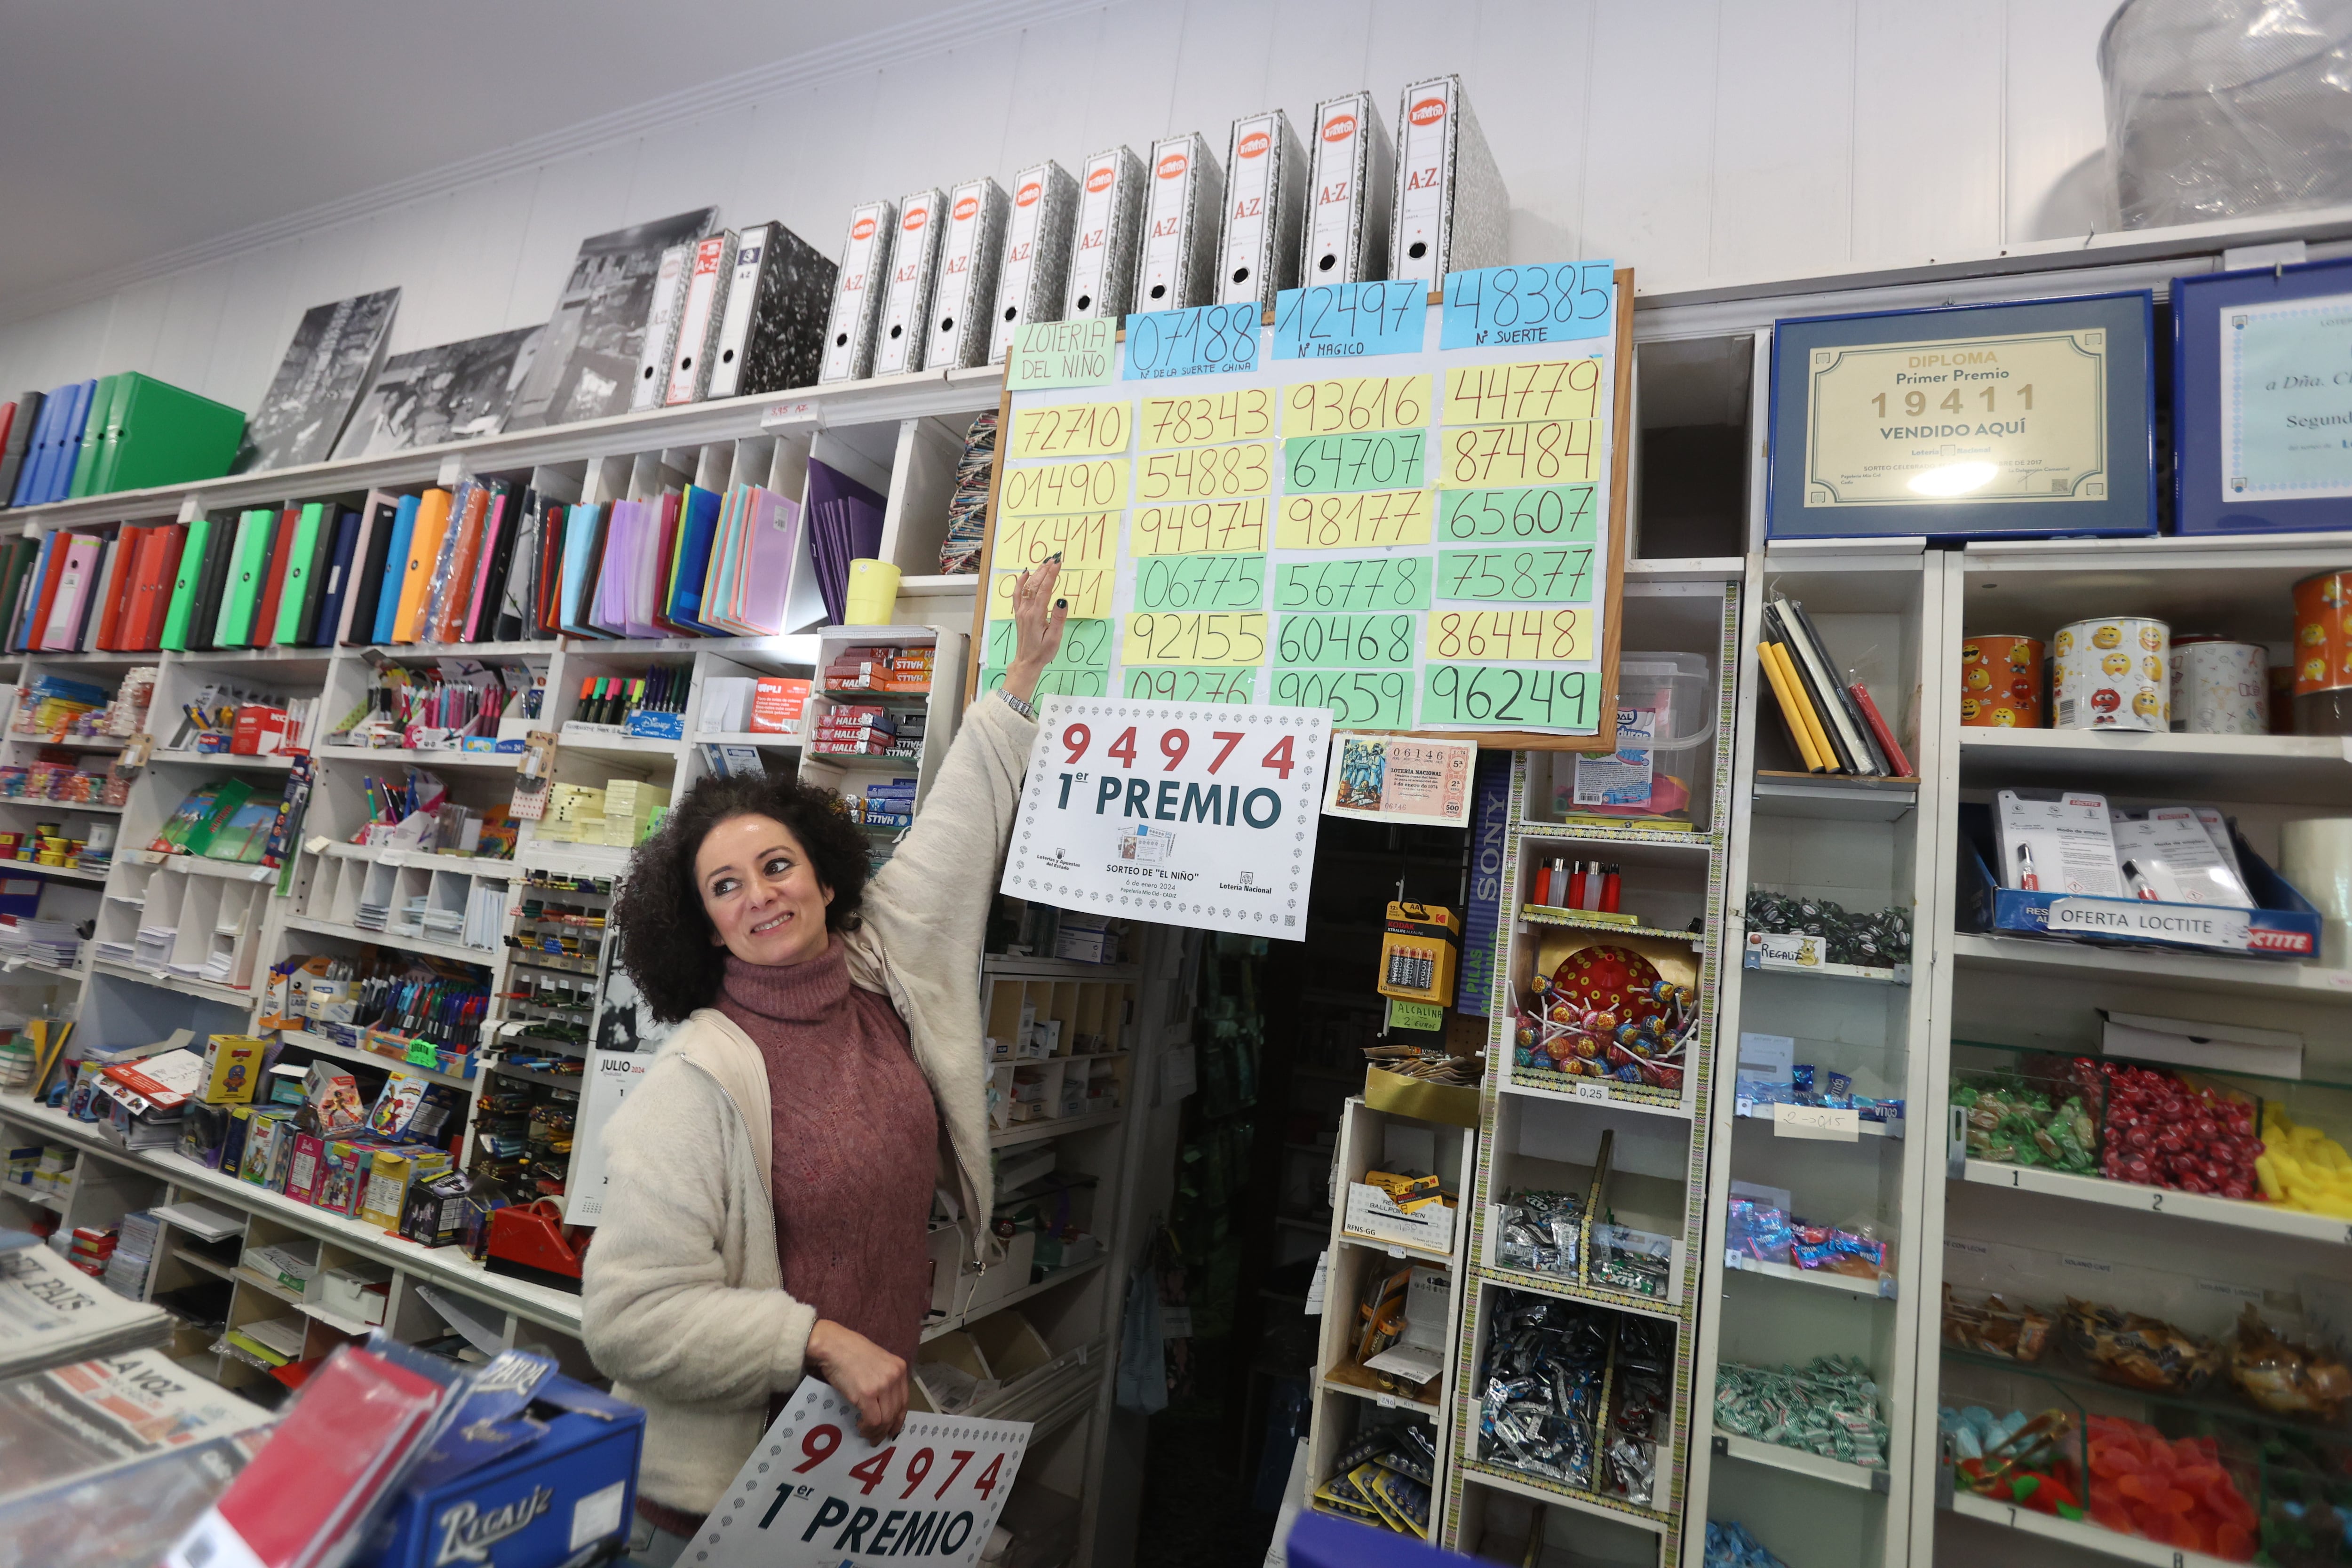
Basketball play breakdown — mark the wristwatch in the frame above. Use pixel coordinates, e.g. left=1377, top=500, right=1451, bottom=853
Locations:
left=998, top=689, right=1037, bottom=721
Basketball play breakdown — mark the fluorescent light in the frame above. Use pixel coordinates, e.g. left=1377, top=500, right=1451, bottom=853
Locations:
left=1908, top=461, right=1997, bottom=497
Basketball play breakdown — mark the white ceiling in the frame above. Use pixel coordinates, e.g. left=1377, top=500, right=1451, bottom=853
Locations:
left=0, top=0, right=957, bottom=307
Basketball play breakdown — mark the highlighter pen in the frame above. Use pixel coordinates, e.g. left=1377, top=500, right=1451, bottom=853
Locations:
left=576, top=676, right=598, bottom=724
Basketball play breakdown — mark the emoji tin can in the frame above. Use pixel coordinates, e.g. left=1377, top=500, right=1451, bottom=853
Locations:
left=2052, top=617, right=2169, bottom=731
left=2293, top=570, right=2352, bottom=735
left=1958, top=635, right=2045, bottom=727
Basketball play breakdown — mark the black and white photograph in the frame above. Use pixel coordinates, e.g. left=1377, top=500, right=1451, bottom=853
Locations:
left=330, top=322, right=542, bottom=460
left=502, top=207, right=716, bottom=430
left=230, top=286, right=400, bottom=472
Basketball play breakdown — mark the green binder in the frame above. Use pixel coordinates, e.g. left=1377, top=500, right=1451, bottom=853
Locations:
left=159, top=513, right=217, bottom=652
left=101, top=374, right=244, bottom=495
left=213, top=509, right=277, bottom=648
left=272, top=502, right=326, bottom=644
left=65, top=374, right=119, bottom=500
left=83, top=374, right=135, bottom=497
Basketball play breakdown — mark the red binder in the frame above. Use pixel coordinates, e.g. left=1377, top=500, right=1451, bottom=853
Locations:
left=431, top=484, right=492, bottom=644
left=250, top=504, right=300, bottom=645
left=92, top=526, right=143, bottom=650
left=22, top=533, right=73, bottom=656
left=461, top=488, right=510, bottom=643
left=123, top=524, right=183, bottom=651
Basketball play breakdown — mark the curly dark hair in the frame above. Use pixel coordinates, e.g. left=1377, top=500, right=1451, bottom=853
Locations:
left=613, top=771, right=873, bottom=1023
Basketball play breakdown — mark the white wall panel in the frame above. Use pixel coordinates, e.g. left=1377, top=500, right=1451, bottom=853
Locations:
left=1582, top=0, right=1719, bottom=293
left=148, top=260, right=233, bottom=394
left=0, top=1, right=2158, bottom=404
left=1852, top=0, right=2004, bottom=267
left=1711, top=0, right=1856, bottom=284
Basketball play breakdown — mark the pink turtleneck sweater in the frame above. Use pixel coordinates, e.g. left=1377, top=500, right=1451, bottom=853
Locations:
left=716, top=939, right=940, bottom=1374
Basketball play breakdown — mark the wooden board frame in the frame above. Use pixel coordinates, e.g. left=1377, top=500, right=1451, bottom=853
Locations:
left=966, top=269, right=1632, bottom=751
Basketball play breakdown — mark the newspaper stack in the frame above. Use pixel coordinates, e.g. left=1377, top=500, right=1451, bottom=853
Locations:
left=0, top=1240, right=173, bottom=1378
left=938, top=409, right=997, bottom=576
left=102, top=1211, right=160, bottom=1300
left=0, top=1348, right=273, bottom=1564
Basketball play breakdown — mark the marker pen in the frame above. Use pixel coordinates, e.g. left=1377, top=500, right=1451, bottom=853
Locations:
left=2015, top=843, right=2039, bottom=891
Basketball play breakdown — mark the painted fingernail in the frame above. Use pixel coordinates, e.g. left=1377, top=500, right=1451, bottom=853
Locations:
left=1055, top=598, right=1067, bottom=610
left=1045, top=551, right=1062, bottom=564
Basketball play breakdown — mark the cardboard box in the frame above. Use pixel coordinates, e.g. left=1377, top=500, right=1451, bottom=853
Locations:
left=200, top=1034, right=268, bottom=1104
left=304, top=1063, right=365, bottom=1134
left=1342, top=1181, right=1457, bottom=1253
left=281, top=1131, right=328, bottom=1205
left=960, top=1228, right=1037, bottom=1318
left=362, top=1146, right=451, bottom=1231
left=2100, top=1009, right=2304, bottom=1079
left=368, top=1376, right=644, bottom=1568
left=750, top=677, right=811, bottom=734
left=399, top=1170, right=474, bottom=1248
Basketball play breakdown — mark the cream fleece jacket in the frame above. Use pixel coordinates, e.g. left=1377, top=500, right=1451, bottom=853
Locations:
left=580, top=691, right=1037, bottom=1514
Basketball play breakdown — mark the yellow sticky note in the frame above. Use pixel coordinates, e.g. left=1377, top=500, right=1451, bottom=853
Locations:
left=1000, top=457, right=1128, bottom=515
left=1009, top=400, right=1132, bottom=459
left=1133, top=442, right=1273, bottom=505
left=1279, top=375, right=1431, bottom=436
left=992, top=510, right=1117, bottom=569
left=993, top=565, right=1113, bottom=621
left=1424, top=607, right=1590, bottom=663
left=1130, top=498, right=1268, bottom=556
left=1123, top=612, right=1268, bottom=666
left=1441, top=358, right=1607, bottom=425
left=1274, top=488, right=1432, bottom=549
left=1138, top=387, right=1277, bottom=448
left=1438, top=421, right=1601, bottom=488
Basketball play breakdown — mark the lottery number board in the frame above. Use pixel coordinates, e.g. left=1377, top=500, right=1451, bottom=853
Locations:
left=977, top=263, right=1632, bottom=746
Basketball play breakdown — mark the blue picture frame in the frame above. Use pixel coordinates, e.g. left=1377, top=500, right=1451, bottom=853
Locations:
left=2173, top=254, right=2352, bottom=536
left=1766, top=291, right=2157, bottom=541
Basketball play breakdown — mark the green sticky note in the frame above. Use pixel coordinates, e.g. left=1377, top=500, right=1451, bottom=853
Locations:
left=1422, top=664, right=1598, bottom=730
left=1274, top=612, right=1416, bottom=668
left=1283, top=430, right=1427, bottom=492
left=1122, top=666, right=1257, bottom=704
left=405, top=1038, right=439, bottom=1067
left=1270, top=667, right=1413, bottom=728
left=1132, top=552, right=1266, bottom=612
left=1272, top=555, right=1430, bottom=613
left=981, top=666, right=1107, bottom=698
left=984, top=616, right=1112, bottom=671
left=1434, top=545, right=1598, bottom=603
left=1009, top=320, right=1117, bottom=389
left=1437, top=484, right=1598, bottom=543
left=1387, top=997, right=1445, bottom=1032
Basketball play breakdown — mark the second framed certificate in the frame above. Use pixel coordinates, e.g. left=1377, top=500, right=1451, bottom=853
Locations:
left=1766, top=291, right=2157, bottom=541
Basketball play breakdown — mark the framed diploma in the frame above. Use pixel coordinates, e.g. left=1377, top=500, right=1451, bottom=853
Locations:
left=1766, top=292, right=2156, bottom=541
left=2174, top=255, right=2352, bottom=535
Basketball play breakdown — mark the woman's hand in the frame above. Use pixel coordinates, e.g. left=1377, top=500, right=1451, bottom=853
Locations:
left=807, top=1319, right=909, bottom=1441
left=1001, top=558, right=1069, bottom=706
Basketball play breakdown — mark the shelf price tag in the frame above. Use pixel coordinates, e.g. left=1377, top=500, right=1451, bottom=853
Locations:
left=1773, top=1103, right=1859, bottom=1141
left=1572, top=1081, right=1611, bottom=1104
left=1385, top=997, right=1444, bottom=1033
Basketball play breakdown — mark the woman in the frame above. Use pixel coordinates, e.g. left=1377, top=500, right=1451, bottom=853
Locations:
left=583, top=561, right=1066, bottom=1561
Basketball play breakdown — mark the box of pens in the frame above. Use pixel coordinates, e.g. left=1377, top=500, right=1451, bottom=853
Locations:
left=1956, top=795, right=2321, bottom=958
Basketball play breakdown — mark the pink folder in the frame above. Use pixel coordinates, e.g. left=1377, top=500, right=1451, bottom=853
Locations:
left=733, top=488, right=802, bottom=636
left=40, top=534, right=100, bottom=651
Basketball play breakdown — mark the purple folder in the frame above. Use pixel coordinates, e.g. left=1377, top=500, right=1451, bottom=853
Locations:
left=803, top=458, right=886, bottom=626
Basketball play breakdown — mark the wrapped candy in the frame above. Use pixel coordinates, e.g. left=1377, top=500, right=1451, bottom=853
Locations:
left=1591, top=1224, right=1674, bottom=1298
left=1714, top=1356, right=1889, bottom=1469
left=2084, top=1059, right=2260, bottom=1199
left=1476, top=1294, right=1613, bottom=1488
left=1704, top=1522, right=1790, bottom=1568
left=2228, top=1303, right=2352, bottom=1421
left=2063, top=1297, right=2223, bottom=1394
left=1951, top=1075, right=2098, bottom=1174
left=1942, top=1284, right=2053, bottom=1362
left=1745, top=888, right=1913, bottom=968
left=1939, top=1405, right=2082, bottom=1515
left=1495, top=1189, right=1585, bottom=1278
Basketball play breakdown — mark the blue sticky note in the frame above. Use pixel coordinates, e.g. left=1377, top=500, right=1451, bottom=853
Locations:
left=1440, top=261, right=1617, bottom=351
left=1121, top=302, right=1262, bottom=381
left=1272, top=281, right=1426, bottom=360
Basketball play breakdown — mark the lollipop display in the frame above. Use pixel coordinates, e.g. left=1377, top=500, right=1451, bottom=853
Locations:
left=1512, top=944, right=1700, bottom=1090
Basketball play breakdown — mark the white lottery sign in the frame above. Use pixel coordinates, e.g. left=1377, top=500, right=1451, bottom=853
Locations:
left=1002, top=695, right=1327, bottom=939
left=696, top=1379, right=1030, bottom=1568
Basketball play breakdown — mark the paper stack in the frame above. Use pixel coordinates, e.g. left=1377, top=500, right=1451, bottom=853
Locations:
left=102, top=1210, right=159, bottom=1299
left=0, top=916, right=81, bottom=970
left=939, top=411, right=996, bottom=576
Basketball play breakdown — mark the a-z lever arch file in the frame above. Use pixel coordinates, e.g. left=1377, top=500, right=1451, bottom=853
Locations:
left=819, top=199, right=899, bottom=384
left=990, top=159, right=1077, bottom=364
left=1390, top=73, right=1507, bottom=287
left=1216, top=109, right=1305, bottom=310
